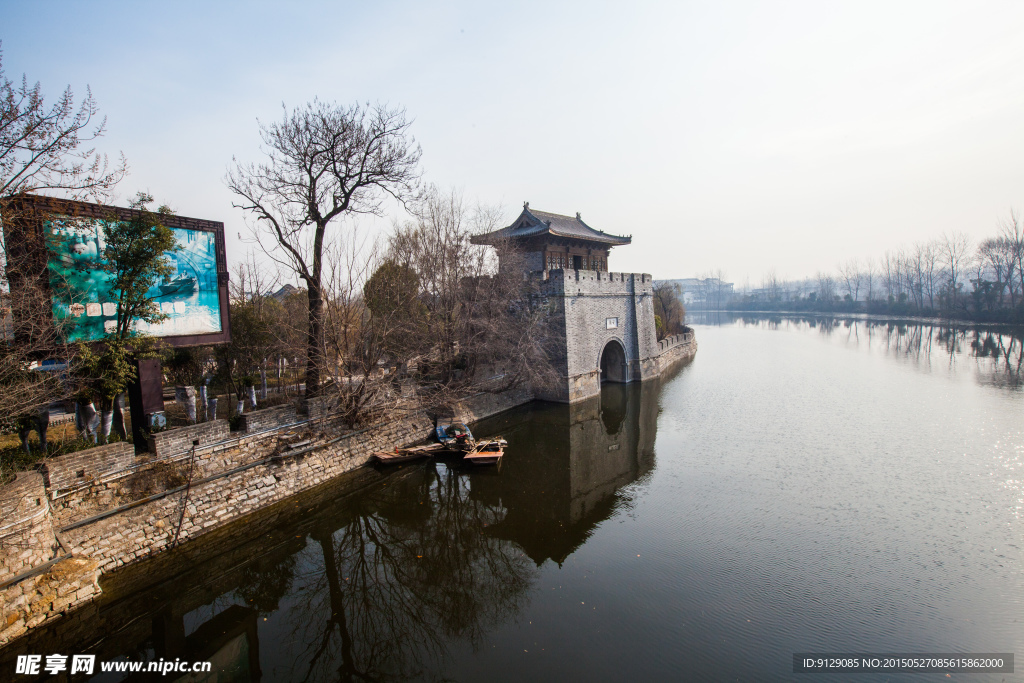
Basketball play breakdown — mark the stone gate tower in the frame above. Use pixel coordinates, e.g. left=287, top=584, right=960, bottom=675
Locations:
left=472, top=203, right=694, bottom=403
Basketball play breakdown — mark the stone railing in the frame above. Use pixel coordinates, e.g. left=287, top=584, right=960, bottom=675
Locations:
left=657, top=331, right=695, bottom=354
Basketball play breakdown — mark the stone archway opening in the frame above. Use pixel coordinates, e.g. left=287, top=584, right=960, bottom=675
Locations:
left=600, top=340, right=627, bottom=383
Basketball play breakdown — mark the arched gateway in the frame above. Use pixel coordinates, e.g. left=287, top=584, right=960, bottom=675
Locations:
left=600, top=340, right=627, bottom=383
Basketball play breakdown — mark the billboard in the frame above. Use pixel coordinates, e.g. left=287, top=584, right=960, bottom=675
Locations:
left=48, top=218, right=222, bottom=342
left=2, top=195, right=231, bottom=347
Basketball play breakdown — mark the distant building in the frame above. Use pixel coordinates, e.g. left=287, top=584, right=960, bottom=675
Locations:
left=270, top=284, right=302, bottom=301
left=656, top=277, right=735, bottom=307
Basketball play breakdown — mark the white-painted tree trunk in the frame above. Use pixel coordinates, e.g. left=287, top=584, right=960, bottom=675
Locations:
left=175, top=386, right=197, bottom=423
left=208, top=398, right=218, bottom=421
left=247, top=385, right=257, bottom=410
left=76, top=402, right=100, bottom=443
left=199, top=384, right=208, bottom=421
left=98, top=405, right=114, bottom=444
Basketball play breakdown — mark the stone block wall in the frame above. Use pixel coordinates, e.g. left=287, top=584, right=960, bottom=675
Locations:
left=0, top=557, right=99, bottom=645
left=147, top=419, right=230, bottom=458
left=42, top=442, right=134, bottom=496
left=450, top=387, right=535, bottom=424
left=0, top=472, right=56, bottom=586
left=534, top=270, right=661, bottom=402
left=60, top=411, right=433, bottom=574
left=642, top=335, right=698, bottom=378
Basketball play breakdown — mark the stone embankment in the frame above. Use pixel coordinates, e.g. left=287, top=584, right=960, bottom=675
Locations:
left=649, top=331, right=698, bottom=374
left=0, top=388, right=532, bottom=647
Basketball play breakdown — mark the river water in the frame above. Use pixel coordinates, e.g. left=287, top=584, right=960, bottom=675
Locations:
left=5, top=316, right=1023, bottom=681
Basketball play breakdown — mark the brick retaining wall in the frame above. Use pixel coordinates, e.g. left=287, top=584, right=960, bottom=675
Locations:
left=240, top=404, right=301, bottom=433
left=41, top=442, right=134, bottom=496
left=147, top=419, right=230, bottom=457
left=450, top=387, right=535, bottom=424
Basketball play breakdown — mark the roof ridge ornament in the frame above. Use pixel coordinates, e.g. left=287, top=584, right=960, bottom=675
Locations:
left=576, top=212, right=581, bottom=220
left=524, top=201, right=529, bottom=209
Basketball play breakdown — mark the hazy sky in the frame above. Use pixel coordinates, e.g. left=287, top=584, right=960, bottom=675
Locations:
left=5, top=1, right=1024, bottom=284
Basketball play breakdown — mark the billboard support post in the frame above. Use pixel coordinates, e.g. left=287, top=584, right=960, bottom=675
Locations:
left=127, top=358, right=165, bottom=449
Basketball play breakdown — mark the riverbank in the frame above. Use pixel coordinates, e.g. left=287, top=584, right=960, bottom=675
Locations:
left=0, top=334, right=696, bottom=647
left=0, top=386, right=525, bottom=646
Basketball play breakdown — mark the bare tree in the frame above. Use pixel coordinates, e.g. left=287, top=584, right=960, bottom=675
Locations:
left=940, top=231, right=972, bottom=311
left=978, top=236, right=1015, bottom=307
left=652, top=281, right=685, bottom=339
left=227, top=100, right=421, bottom=398
left=0, top=47, right=126, bottom=199
left=816, top=271, right=837, bottom=306
left=1001, top=209, right=1024, bottom=306
left=0, top=49, right=126, bottom=431
left=762, top=268, right=781, bottom=303
left=862, top=257, right=876, bottom=304
left=838, top=258, right=860, bottom=302
left=383, top=187, right=559, bottom=412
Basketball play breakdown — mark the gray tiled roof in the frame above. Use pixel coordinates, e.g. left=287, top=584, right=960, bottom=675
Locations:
left=471, top=203, right=631, bottom=246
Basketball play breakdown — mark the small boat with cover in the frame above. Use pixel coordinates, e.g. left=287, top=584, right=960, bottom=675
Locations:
left=435, top=422, right=475, bottom=452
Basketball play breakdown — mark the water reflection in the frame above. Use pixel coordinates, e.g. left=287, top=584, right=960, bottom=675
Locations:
left=474, top=382, right=659, bottom=566
left=2, top=383, right=662, bottom=681
left=689, top=311, right=1024, bottom=391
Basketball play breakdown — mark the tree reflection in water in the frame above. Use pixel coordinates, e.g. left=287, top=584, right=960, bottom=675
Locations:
left=706, top=313, right=1024, bottom=391
left=283, top=463, right=534, bottom=682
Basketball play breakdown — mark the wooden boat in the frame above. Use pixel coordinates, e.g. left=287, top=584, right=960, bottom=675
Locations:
left=371, top=442, right=443, bottom=464
left=435, top=422, right=475, bottom=452
left=462, top=438, right=505, bottom=466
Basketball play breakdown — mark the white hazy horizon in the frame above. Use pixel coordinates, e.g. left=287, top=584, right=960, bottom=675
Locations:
left=5, top=1, right=1024, bottom=284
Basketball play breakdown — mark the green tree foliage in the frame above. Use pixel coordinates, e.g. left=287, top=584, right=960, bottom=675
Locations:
left=75, top=337, right=135, bottom=405
left=101, top=192, right=178, bottom=340
left=70, top=194, right=177, bottom=414
left=164, top=346, right=211, bottom=387
left=652, top=282, right=686, bottom=339
left=217, top=288, right=286, bottom=411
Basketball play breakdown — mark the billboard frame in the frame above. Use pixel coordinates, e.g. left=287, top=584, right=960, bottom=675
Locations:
left=2, top=193, right=231, bottom=348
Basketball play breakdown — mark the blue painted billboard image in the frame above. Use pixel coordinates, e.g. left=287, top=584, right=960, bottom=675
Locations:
left=47, top=217, right=222, bottom=342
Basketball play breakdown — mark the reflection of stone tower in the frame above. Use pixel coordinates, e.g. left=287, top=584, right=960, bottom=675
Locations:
left=470, top=381, right=661, bottom=565
left=472, top=203, right=662, bottom=403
